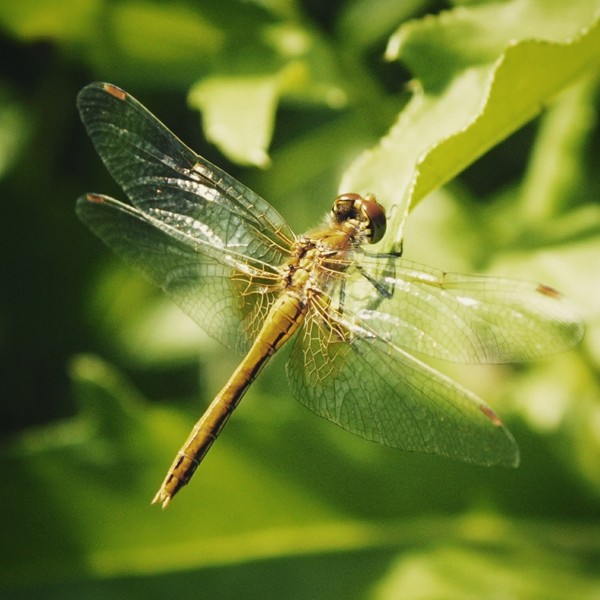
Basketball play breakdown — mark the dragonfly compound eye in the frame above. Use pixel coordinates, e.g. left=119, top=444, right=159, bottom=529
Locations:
left=359, top=194, right=386, bottom=244
left=331, top=193, right=362, bottom=223
left=332, top=193, right=386, bottom=244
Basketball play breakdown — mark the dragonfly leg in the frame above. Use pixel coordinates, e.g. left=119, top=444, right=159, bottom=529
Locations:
left=356, top=265, right=395, bottom=299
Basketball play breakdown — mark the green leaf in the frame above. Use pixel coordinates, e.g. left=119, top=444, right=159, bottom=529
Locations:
left=340, top=0, right=600, bottom=251
left=518, top=76, right=600, bottom=220
left=187, top=22, right=349, bottom=165
left=188, top=69, right=294, bottom=168
left=374, top=522, right=600, bottom=600
left=336, top=0, right=429, bottom=51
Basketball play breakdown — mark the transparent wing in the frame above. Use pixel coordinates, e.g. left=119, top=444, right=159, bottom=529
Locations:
left=77, top=82, right=297, bottom=352
left=77, top=193, right=281, bottom=354
left=286, top=305, right=519, bottom=467
left=339, top=255, right=584, bottom=364
left=77, top=82, right=295, bottom=269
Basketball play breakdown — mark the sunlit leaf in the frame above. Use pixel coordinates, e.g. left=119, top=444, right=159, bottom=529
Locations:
left=189, top=72, right=287, bottom=167
left=374, top=525, right=600, bottom=600
left=187, top=23, right=348, bottom=164
left=341, top=0, right=600, bottom=251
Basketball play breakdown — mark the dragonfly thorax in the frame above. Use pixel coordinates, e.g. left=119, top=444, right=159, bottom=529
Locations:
left=282, top=197, right=383, bottom=303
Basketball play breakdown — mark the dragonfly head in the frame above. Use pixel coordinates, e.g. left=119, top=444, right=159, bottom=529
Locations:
left=331, top=193, right=386, bottom=244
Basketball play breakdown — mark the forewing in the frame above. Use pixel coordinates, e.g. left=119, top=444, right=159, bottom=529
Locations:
left=340, top=256, right=584, bottom=364
left=77, top=82, right=294, bottom=268
left=286, top=309, right=519, bottom=467
left=77, top=193, right=280, bottom=354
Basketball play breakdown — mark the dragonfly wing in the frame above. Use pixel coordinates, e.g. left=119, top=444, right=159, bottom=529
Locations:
left=77, top=82, right=294, bottom=268
left=77, top=193, right=280, bottom=354
left=286, top=309, right=519, bottom=467
left=340, top=256, right=584, bottom=364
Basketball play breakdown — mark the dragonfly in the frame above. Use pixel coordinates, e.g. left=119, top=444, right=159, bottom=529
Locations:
left=77, top=82, right=584, bottom=508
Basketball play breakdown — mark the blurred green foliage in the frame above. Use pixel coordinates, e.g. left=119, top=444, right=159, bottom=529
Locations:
left=0, top=0, right=599, bottom=598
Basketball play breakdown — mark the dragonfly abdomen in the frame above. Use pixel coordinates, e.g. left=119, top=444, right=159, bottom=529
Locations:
left=152, top=293, right=306, bottom=508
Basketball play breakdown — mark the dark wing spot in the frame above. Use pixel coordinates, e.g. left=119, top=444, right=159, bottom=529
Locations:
left=536, top=283, right=562, bottom=299
left=103, top=83, right=127, bottom=101
left=86, top=193, right=105, bottom=204
left=479, top=404, right=503, bottom=427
